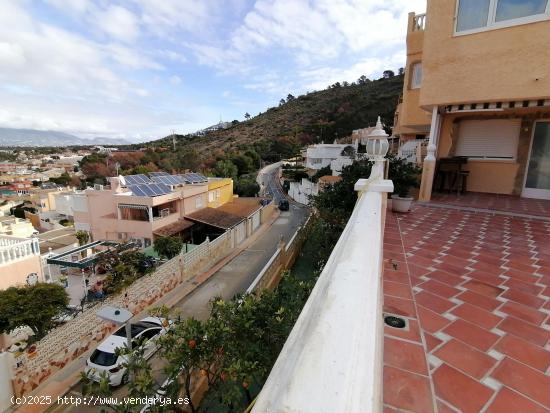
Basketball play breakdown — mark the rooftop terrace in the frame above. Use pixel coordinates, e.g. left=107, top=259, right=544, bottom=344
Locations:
left=252, top=189, right=550, bottom=412
left=383, top=197, right=550, bottom=412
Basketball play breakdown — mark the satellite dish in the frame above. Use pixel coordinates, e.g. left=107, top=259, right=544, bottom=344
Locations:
left=26, top=273, right=38, bottom=286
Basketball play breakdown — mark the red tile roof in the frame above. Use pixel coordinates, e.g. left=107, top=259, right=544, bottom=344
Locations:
left=186, top=207, right=244, bottom=229
left=216, top=197, right=262, bottom=218
left=153, top=219, right=194, bottom=237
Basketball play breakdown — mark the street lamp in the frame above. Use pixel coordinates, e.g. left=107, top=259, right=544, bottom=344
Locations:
left=97, top=306, right=134, bottom=381
left=365, top=116, right=390, bottom=181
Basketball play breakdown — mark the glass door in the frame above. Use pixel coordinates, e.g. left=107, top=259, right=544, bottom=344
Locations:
left=522, top=121, right=550, bottom=199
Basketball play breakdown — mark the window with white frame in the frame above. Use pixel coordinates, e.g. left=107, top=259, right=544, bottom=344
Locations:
left=455, top=119, right=520, bottom=159
left=195, top=196, right=203, bottom=208
left=216, top=189, right=221, bottom=198
left=208, top=191, right=215, bottom=202
left=456, top=0, right=550, bottom=33
left=410, top=62, right=422, bottom=89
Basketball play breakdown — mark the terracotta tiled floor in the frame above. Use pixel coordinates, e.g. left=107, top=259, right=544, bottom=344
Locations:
left=430, top=192, right=550, bottom=218
left=383, top=202, right=550, bottom=413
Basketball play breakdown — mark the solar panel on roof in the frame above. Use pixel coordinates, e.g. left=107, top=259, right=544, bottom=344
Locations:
left=178, top=174, right=191, bottom=184
left=187, top=172, right=207, bottom=183
left=155, top=176, right=175, bottom=186
left=169, top=175, right=181, bottom=185
left=139, top=184, right=154, bottom=196
left=149, top=183, right=164, bottom=195
left=156, top=183, right=172, bottom=193
left=184, top=173, right=198, bottom=183
left=150, top=176, right=165, bottom=185
left=124, top=175, right=136, bottom=185
left=150, top=174, right=182, bottom=186
left=124, top=174, right=151, bottom=185
left=149, top=172, right=169, bottom=177
left=127, top=184, right=146, bottom=196
left=163, top=176, right=177, bottom=185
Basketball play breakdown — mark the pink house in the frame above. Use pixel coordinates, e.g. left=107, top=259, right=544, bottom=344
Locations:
left=0, top=235, right=43, bottom=290
left=74, top=173, right=233, bottom=247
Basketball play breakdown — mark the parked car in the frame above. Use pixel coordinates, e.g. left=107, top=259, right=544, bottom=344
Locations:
left=278, top=199, right=290, bottom=211
left=85, top=317, right=171, bottom=386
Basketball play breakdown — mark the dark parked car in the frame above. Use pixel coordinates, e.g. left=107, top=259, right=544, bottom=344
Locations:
left=278, top=199, right=290, bottom=211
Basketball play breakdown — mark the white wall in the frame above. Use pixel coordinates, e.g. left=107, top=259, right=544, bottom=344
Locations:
left=53, top=193, right=73, bottom=217
left=288, top=178, right=318, bottom=205
left=0, top=352, right=14, bottom=412
left=305, top=144, right=349, bottom=170
left=72, top=194, right=88, bottom=213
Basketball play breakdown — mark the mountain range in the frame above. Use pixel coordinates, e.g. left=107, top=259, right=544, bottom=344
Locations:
left=0, top=128, right=130, bottom=147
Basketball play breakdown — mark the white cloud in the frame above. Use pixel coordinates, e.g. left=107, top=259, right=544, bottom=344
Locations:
left=135, top=0, right=220, bottom=39
left=0, top=42, right=26, bottom=69
left=157, top=49, right=187, bottom=63
left=105, top=43, right=163, bottom=70
left=45, top=0, right=91, bottom=15
left=169, top=75, right=182, bottom=85
left=0, top=0, right=427, bottom=140
left=299, top=53, right=405, bottom=91
left=90, top=5, right=140, bottom=43
left=187, top=0, right=426, bottom=87
left=0, top=1, right=158, bottom=100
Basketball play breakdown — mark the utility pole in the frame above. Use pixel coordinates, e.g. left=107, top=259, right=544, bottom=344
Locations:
left=172, top=129, right=176, bottom=152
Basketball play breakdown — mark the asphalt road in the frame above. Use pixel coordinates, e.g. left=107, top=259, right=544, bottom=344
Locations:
left=262, top=165, right=286, bottom=204
left=47, top=170, right=309, bottom=413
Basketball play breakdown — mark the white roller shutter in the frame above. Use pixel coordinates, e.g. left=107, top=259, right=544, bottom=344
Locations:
left=455, top=119, right=520, bottom=159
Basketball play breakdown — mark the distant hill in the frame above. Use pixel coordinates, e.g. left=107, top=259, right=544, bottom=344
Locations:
left=0, top=128, right=130, bottom=147
left=141, top=75, right=404, bottom=165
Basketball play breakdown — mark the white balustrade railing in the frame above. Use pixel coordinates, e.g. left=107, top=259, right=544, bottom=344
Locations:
left=252, top=179, right=390, bottom=413
left=0, top=236, right=40, bottom=265
left=413, top=13, right=426, bottom=31
left=398, top=139, right=428, bottom=165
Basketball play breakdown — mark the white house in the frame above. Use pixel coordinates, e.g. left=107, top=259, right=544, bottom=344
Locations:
left=305, top=142, right=356, bottom=170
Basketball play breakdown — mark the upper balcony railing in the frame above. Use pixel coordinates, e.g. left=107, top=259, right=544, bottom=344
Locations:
left=252, top=178, right=391, bottom=412
left=412, top=12, right=426, bottom=32
left=0, top=235, right=40, bottom=266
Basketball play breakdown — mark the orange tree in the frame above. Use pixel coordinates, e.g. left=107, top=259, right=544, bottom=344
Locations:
left=80, top=274, right=317, bottom=412
left=154, top=272, right=315, bottom=412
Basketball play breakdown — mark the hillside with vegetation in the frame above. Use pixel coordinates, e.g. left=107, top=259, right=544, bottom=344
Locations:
left=77, top=73, right=403, bottom=193
left=144, top=73, right=403, bottom=162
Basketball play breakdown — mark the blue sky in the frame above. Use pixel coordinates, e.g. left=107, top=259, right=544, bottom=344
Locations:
left=0, top=0, right=426, bottom=143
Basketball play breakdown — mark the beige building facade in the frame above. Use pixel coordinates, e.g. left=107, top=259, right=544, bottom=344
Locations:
left=74, top=174, right=234, bottom=247
left=395, top=1, right=550, bottom=200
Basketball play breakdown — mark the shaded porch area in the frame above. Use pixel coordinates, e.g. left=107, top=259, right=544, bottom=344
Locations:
left=383, top=195, right=550, bottom=412
left=418, top=109, right=550, bottom=203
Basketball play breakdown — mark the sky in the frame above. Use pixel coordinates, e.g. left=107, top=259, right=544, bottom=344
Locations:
left=0, top=0, right=426, bottom=143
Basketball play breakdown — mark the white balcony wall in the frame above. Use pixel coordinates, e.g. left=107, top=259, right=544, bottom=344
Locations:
left=253, top=180, right=389, bottom=413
